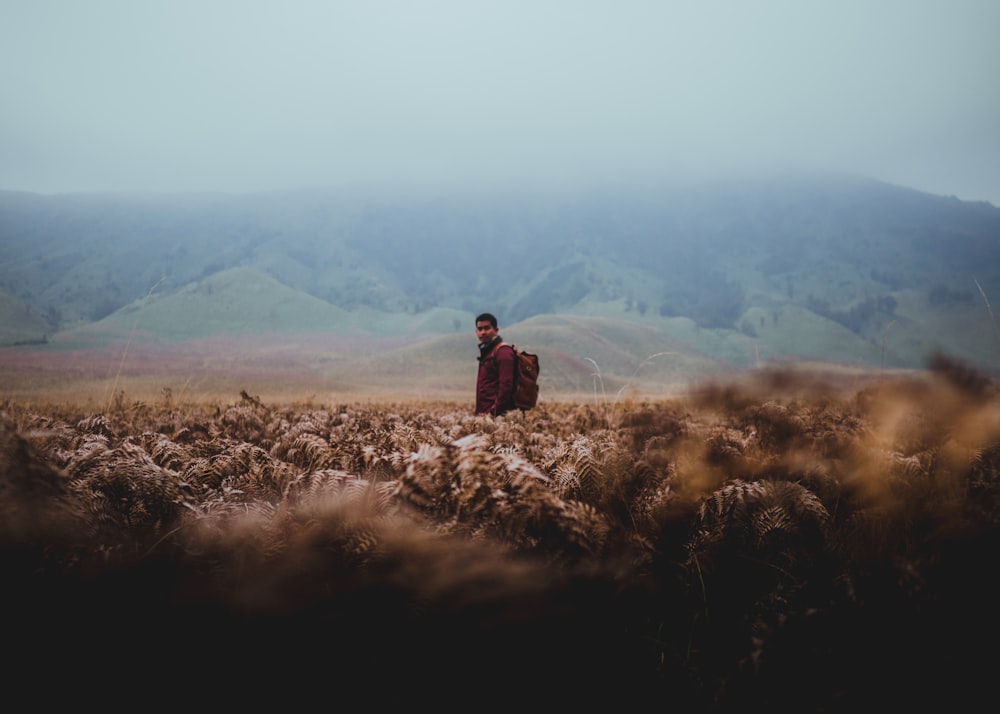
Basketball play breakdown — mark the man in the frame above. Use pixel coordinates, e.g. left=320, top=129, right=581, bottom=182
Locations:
left=475, top=312, right=516, bottom=416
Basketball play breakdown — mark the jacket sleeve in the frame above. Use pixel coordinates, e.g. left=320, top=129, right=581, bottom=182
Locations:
left=494, top=345, right=516, bottom=413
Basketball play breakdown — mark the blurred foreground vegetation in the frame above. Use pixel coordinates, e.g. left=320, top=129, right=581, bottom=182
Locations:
left=2, top=355, right=999, bottom=710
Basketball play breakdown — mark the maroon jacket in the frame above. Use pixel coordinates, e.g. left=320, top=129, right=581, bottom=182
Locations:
left=476, top=338, right=516, bottom=416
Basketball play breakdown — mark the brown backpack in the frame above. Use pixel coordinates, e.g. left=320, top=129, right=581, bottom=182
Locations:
left=509, top=344, right=540, bottom=410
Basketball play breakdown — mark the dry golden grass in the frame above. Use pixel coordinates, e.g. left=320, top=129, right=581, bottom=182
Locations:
left=2, top=352, right=998, bottom=709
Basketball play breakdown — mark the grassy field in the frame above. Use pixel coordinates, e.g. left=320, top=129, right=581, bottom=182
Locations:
left=2, top=307, right=915, bottom=410
left=2, top=353, right=998, bottom=709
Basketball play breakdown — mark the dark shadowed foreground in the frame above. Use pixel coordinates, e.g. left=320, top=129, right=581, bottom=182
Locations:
left=2, top=355, right=999, bottom=711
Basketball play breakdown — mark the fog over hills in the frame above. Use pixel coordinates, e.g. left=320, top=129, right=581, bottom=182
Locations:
left=2, top=172, right=999, bottom=397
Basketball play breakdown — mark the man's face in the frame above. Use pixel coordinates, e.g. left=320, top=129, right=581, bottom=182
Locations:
left=476, top=320, right=498, bottom=344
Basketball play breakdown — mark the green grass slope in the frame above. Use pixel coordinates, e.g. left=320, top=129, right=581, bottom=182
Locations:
left=0, top=287, right=51, bottom=344
left=50, top=267, right=475, bottom=346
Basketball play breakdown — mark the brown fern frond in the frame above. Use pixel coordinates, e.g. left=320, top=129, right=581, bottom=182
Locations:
left=281, top=432, right=337, bottom=471
left=286, top=468, right=399, bottom=513
left=741, top=401, right=807, bottom=451
left=219, top=441, right=296, bottom=497
left=69, top=440, right=190, bottom=536
left=0, top=412, right=81, bottom=543
left=396, top=440, right=493, bottom=521
left=76, top=414, right=115, bottom=438
left=552, top=463, right=581, bottom=493
left=181, top=455, right=226, bottom=489
left=54, top=431, right=112, bottom=471
left=687, top=479, right=831, bottom=572
left=221, top=404, right=267, bottom=443
left=132, top=431, right=193, bottom=472
left=489, top=472, right=611, bottom=561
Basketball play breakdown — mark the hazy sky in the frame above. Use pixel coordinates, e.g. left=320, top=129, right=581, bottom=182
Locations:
left=2, top=0, right=998, bottom=203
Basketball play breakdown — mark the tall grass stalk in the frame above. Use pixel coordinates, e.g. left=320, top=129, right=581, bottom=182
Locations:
left=589, top=352, right=676, bottom=428
left=105, top=276, right=164, bottom=413
left=585, top=357, right=608, bottom=406
left=614, top=351, right=677, bottom=401
left=975, top=277, right=1000, bottom=355
left=175, top=375, right=194, bottom=405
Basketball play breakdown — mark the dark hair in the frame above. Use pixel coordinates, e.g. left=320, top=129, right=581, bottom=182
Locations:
left=475, top=313, right=498, bottom=328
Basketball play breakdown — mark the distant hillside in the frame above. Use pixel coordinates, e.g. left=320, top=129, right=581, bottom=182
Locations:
left=1, top=173, right=998, bottom=377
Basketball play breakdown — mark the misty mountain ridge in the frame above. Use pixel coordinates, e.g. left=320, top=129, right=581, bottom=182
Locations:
left=2, top=171, right=999, bottom=383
